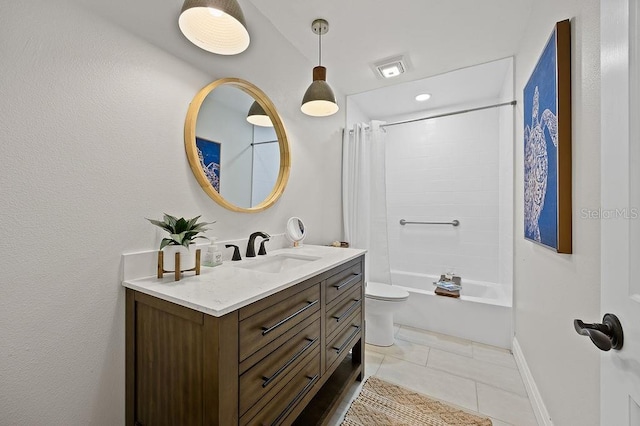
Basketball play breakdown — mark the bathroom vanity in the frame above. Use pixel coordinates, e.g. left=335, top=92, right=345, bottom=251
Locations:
left=123, top=246, right=365, bottom=426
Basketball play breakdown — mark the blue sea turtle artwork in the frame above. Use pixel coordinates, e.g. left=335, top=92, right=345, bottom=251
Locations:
left=524, top=28, right=559, bottom=249
left=524, top=86, right=558, bottom=244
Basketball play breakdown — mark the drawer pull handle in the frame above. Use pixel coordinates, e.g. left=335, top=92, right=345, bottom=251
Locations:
left=270, top=374, right=319, bottom=426
left=333, top=273, right=362, bottom=291
left=333, top=325, right=361, bottom=355
left=262, top=337, right=318, bottom=388
left=261, top=300, right=319, bottom=336
left=333, top=299, right=361, bottom=323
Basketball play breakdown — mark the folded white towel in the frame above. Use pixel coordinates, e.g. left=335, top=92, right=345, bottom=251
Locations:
left=433, top=281, right=461, bottom=291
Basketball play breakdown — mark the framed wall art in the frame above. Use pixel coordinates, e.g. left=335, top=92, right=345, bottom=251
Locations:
left=195, top=137, right=221, bottom=192
left=523, top=19, right=572, bottom=253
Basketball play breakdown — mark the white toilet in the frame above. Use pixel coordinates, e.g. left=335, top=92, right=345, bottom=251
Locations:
left=365, top=281, right=410, bottom=346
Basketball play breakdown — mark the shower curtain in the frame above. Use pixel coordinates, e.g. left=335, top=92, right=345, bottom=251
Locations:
left=342, top=121, right=391, bottom=284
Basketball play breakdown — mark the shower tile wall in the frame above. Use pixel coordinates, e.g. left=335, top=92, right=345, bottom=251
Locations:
left=385, top=108, right=500, bottom=283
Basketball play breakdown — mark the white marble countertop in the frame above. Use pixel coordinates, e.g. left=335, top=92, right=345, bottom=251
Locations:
left=122, top=245, right=366, bottom=317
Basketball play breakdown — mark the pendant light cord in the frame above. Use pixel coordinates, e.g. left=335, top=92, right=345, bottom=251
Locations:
left=318, top=30, right=322, bottom=66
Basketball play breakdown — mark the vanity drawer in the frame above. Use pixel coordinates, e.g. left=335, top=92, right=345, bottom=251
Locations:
left=325, top=285, right=362, bottom=340
left=239, top=318, right=320, bottom=416
left=239, top=284, right=320, bottom=361
left=325, top=261, right=363, bottom=306
left=325, top=308, right=362, bottom=369
left=241, top=353, right=320, bottom=426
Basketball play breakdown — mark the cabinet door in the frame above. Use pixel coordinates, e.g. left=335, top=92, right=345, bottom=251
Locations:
left=133, top=295, right=205, bottom=426
left=127, top=290, right=238, bottom=426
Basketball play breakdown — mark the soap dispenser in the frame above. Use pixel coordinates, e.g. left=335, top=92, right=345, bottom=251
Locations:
left=203, top=238, right=223, bottom=267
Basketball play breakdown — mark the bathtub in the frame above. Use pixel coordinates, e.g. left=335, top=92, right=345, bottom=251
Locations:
left=390, top=270, right=513, bottom=349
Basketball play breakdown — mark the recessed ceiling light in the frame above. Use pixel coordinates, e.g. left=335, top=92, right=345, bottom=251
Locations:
left=415, top=93, right=432, bottom=102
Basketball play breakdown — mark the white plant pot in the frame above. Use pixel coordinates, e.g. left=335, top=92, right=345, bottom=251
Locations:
left=162, top=244, right=196, bottom=271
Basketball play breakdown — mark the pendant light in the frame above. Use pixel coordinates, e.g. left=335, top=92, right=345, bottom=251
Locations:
left=301, top=19, right=339, bottom=117
left=178, top=0, right=250, bottom=55
left=246, top=101, right=273, bottom=127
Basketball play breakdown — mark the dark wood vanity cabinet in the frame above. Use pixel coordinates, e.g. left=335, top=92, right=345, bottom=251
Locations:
left=126, top=255, right=365, bottom=426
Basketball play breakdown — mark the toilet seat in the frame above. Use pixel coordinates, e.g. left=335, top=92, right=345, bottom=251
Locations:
left=365, top=281, right=409, bottom=301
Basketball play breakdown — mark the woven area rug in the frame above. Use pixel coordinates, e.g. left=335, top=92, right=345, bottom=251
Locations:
left=341, top=376, right=492, bottom=426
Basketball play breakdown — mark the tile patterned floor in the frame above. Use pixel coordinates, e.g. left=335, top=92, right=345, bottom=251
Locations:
left=327, top=325, right=538, bottom=426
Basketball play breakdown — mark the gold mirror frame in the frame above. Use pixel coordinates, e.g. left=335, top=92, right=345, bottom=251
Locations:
left=184, top=78, right=290, bottom=213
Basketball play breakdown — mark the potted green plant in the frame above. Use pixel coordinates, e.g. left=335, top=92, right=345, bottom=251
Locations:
left=147, top=213, right=214, bottom=271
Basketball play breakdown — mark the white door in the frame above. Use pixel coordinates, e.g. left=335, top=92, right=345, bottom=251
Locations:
left=600, top=0, right=640, bottom=424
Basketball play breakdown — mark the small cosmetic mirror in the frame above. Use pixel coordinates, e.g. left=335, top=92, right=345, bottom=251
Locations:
left=285, top=217, right=306, bottom=247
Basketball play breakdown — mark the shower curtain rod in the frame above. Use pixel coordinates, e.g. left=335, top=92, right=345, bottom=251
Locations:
left=251, top=140, right=278, bottom=146
left=348, top=100, right=517, bottom=133
left=382, top=100, right=517, bottom=128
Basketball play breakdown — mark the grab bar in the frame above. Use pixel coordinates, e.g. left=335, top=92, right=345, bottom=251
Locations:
left=399, top=219, right=460, bottom=227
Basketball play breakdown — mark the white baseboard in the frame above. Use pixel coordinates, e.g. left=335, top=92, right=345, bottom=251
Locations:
left=512, top=337, right=553, bottom=426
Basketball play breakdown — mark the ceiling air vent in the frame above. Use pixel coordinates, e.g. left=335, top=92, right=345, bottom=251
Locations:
left=373, top=56, right=408, bottom=79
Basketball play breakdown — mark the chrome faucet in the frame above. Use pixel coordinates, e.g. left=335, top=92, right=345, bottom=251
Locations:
left=246, top=231, right=270, bottom=258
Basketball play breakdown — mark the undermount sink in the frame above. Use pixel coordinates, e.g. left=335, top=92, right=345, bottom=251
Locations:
left=233, top=253, right=320, bottom=274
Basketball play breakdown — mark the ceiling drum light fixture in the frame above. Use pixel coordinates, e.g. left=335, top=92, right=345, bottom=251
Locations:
left=301, top=19, right=339, bottom=117
left=415, top=93, right=432, bottom=102
left=246, top=101, right=273, bottom=127
left=178, top=0, right=250, bottom=55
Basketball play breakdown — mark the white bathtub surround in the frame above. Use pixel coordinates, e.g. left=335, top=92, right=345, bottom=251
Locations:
left=392, top=270, right=512, bottom=348
left=385, top=107, right=501, bottom=284
left=379, top=59, right=514, bottom=302
left=344, top=64, right=515, bottom=351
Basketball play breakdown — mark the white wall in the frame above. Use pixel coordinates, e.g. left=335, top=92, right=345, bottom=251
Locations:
left=0, top=0, right=344, bottom=424
left=345, top=97, right=371, bottom=129
left=384, top=108, right=501, bottom=283
left=513, top=1, right=601, bottom=425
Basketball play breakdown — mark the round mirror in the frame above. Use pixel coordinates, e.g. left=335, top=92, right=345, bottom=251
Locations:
left=286, top=217, right=306, bottom=247
left=184, top=78, right=290, bottom=212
